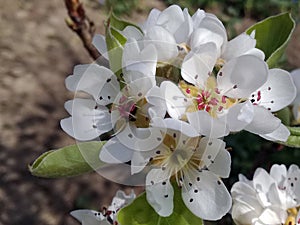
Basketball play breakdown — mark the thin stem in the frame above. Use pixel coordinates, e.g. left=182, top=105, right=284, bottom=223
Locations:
left=64, top=0, right=101, bottom=60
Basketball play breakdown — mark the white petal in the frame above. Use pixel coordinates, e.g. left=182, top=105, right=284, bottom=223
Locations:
left=231, top=196, right=262, bottom=225
left=197, top=137, right=226, bottom=168
left=131, top=150, right=155, bottom=174
left=231, top=181, right=256, bottom=199
left=92, top=34, right=109, bottom=59
left=217, top=55, right=268, bottom=98
left=258, top=207, right=286, bottom=225
left=151, top=118, right=199, bottom=138
left=291, top=68, right=300, bottom=91
left=70, top=209, right=107, bottom=225
left=122, top=38, right=157, bottom=77
left=99, top=137, right=133, bottom=163
left=245, top=105, right=281, bottom=135
left=66, top=64, right=119, bottom=104
left=191, top=9, right=205, bottom=29
left=232, top=202, right=259, bottom=225
left=270, top=164, right=287, bottom=185
left=287, top=164, right=300, bottom=202
left=254, top=69, right=297, bottom=112
left=267, top=183, right=296, bottom=209
left=225, top=101, right=254, bottom=132
left=108, top=190, right=136, bottom=212
left=207, top=148, right=231, bottom=178
left=222, top=33, right=256, bottom=60
left=161, top=81, right=191, bottom=120
left=125, top=74, right=155, bottom=98
left=141, top=8, right=161, bottom=31
left=146, top=169, right=174, bottom=217
left=121, top=26, right=143, bottom=40
left=253, top=168, right=275, bottom=193
left=174, top=8, right=193, bottom=43
left=182, top=42, right=218, bottom=86
left=144, top=26, right=178, bottom=61
left=259, top=123, right=290, bottom=142
left=187, top=111, right=230, bottom=138
left=189, top=28, right=223, bottom=55
left=190, top=14, right=227, bottom=55
left=181, top=170, right=231, bottom=220
left=115, top=125, right=164, bottom=151
left=156, top=5, right=184, bottom=35
left=146, top=86, right=167, bottom=119
left=60, top=99, right=112, bottom=141
left=244, top=48, right=265, bottom=60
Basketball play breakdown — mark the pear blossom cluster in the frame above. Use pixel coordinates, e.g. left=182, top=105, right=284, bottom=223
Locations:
left=61, top=4, right=298, bottom=222
left=231, top=164, right=300, bottom=225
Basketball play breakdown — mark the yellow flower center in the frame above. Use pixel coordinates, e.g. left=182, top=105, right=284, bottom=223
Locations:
left=285, top=207, right=299, bottom=225
left=179, top=76, right=237, bottom=118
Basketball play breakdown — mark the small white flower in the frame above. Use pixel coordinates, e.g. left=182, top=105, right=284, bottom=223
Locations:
left=131, top=118, right=232, bottom=220
left=231, top=164, right=300, bottom=225
left=162, top=42, right=296, bottom=141
left=61, top=40, right=166, bottom=163
left=70, top=190, right=135, bottom=225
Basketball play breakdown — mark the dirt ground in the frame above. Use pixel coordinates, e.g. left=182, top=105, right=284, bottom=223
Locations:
left=0, top=1, right=299, bottom=225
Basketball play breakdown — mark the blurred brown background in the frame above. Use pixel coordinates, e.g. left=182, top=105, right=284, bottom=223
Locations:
left=0, top=0, right=299, bottom=225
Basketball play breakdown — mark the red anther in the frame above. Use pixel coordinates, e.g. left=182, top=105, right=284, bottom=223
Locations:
left=186, top=88, right=191, bottom=94
left=205, top=106, right=211, bottom=112
left=209, top=98, right=218, bottom=106
left=215, top=88, right=220, bottom=94
left=130, top=104, right=136, bottom=113
left=218, top=106, right=223, bottom=111
left=222, top=96, right=226, bottom=104
left=196, top=94, right=203, bottom=103
left=198, top=103, right=205, bottom=110
left=201, top=90, right=210, bottom=99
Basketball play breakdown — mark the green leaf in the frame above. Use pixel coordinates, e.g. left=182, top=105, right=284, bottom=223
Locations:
left=246, top=13, right=295, bottom=68
left=280, top=127, right=300, bottom=148
left=29, top=141, right=105, bottom=178
left=118, top=184, right=203, bottom=225
left=109, top=11, right=142, bottom=33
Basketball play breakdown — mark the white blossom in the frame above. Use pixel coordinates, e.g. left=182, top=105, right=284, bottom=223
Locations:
left=60, top=40, right=166, bottom=163
left=130, top=118, right=232, bottom=220
left=162, top=41, right=296, bottom=141
left=231, top=164, right=300, bottom=225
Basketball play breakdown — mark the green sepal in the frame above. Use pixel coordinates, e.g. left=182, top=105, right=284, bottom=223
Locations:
left=29, top=141, right=105, bottom=178
left=275, top=107, right=291, bottom=126
left=117, top=184, right=203, bottom=225
left=246, top=13, right=295, bottom=68
left=105, top=25, right=126, bottom=79
left=280, top=126, right=300, bottom=148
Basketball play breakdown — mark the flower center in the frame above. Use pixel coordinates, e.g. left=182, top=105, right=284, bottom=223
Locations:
left=112, top=94, right=150, bottom=131
left=285, top=207, right=299, bottom=225
left=150, top=133, right=203, bottom=185
left=179, top=76, right=234, bottom=118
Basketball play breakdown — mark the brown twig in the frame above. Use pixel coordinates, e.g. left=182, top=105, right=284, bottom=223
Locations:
left=64, top=0, right=101, bottom=60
